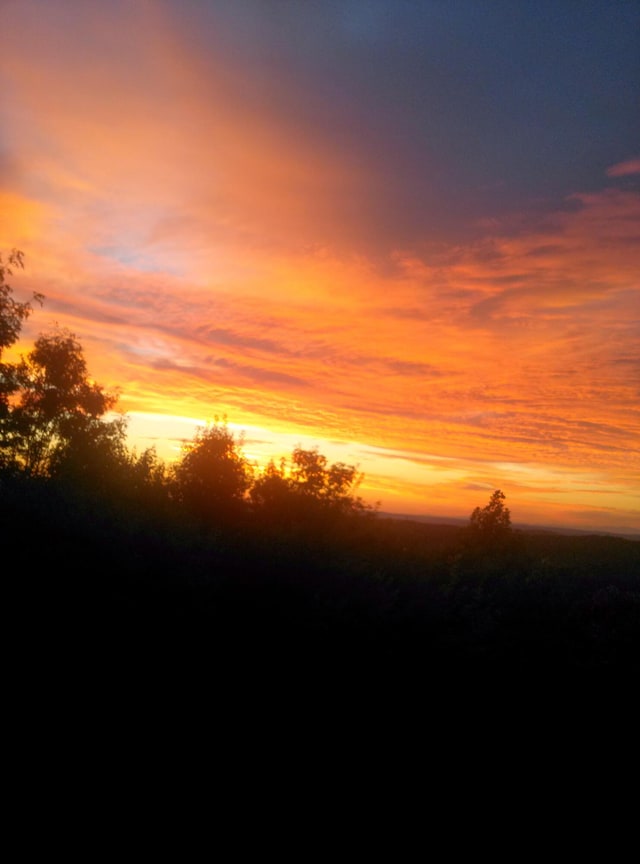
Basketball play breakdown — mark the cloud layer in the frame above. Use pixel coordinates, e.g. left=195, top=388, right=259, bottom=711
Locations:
left=1, top=0, right=638, bottom=531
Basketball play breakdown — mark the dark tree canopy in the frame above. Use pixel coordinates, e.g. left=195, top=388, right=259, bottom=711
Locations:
left=2, top=328, right=123, bottom=476
left=469, top=489, right=512, bottom=540
left=250, top=446, right=372, bottom=526
left=171, top=420, right=253, bottom=523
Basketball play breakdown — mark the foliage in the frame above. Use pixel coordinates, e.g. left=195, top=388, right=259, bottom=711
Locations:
left=249, top=457, right=292, bottom=515
left=9, top=461, right=638, bottom=681
left=48, top=412, right=130, bottom=486
left=449, top=490, right=519, bottom=583
left=1, top=250, right=44, bottom=427
left=468, top=490, right=512, bottom=541
left=125, top=446, right=168, bottom=497
left=2, top=328, right=122, bottom=476
left=0, top=249, right=43, bottom=359
left=171, top=420, right=253, bottom=523
left=2, top=251, right=121, bottom=479
left=250, top=446, right=373, bottom=526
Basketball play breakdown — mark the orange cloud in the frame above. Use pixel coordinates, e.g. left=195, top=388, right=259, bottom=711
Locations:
left=1, top=0, right=371, bottom=269
left=1, top=2, right=638, bottom=533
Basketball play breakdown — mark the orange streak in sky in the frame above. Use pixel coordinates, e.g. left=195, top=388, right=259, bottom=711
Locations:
left=1, top=2, right=638, bottom=533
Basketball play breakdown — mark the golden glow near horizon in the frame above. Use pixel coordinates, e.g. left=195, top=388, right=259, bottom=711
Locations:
left=2, top=2, right=639, bottom=534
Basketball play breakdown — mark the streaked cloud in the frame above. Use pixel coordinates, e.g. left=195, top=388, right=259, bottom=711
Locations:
left=606, top=157, right=640, bottom=178
left=1, top=0, right=638, bottom=533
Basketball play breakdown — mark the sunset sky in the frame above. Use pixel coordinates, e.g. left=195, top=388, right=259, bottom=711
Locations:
left=1, top=0, right=639, bottom=534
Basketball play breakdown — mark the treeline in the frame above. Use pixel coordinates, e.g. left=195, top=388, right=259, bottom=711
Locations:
left=2, top=251, right=639, bottom=681
left=1, top=250, right=372, bottom=526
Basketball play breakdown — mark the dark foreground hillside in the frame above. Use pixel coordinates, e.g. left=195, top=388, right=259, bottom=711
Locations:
left=6, top=478, right=639, bottom=698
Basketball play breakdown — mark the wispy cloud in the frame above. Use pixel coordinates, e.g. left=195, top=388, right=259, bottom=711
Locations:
left=606, top=157, right=640, bottom=178
left=1, top=0, right=638, bottom=531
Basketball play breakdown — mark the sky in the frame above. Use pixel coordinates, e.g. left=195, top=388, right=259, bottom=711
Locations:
left=1, top=0, right=639, bottom=534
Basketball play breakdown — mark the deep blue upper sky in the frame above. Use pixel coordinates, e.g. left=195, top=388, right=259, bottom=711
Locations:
left=184, top=0, right=639, bottom=250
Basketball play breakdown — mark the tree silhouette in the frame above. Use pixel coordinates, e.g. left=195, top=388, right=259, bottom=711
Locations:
left=171, top=420, right=253, bottom=524
left=0, top=250, right=43, bottom=360
left=469, top=490, right=512, bottom=541
left=250, top=446, right=371, bottom=527
left=249, top=457, right=291, bottom=515
left=290, top=447, right=368, bottom=514
left=2, top=327, right=122, bottom=476
left=1, top=250, right=44, bottom=434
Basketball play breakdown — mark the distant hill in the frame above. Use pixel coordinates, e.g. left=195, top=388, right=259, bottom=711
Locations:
left=379, top=511, right=640, bottom=542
